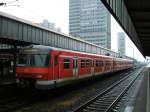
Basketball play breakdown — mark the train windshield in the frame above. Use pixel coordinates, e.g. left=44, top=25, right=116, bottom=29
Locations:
left=17, top=54, right=50, bottom=67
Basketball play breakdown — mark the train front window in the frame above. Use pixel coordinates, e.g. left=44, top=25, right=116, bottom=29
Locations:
left=17, top=54, right=29, bottom=67
left=17, top=54, right=50, bottom=67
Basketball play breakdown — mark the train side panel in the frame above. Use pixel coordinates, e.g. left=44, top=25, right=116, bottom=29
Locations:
left=16, top=45, right=133, bottom=89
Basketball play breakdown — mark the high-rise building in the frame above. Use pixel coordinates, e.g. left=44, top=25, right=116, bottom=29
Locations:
left=118, top=32, right=125, bottom=55
left=69, top=0, right=111, bottom=49
left=38, top=19, right=61, bottom=32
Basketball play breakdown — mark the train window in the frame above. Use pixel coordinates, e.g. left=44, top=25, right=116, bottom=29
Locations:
left=54, top=56, right=58, bottom=66
left=105, top=61, right=110, bottom=66
left=100, top=61, right=103, bottom=66
left=105, top=61, right=107, bottom=66
left=64, top=58, right=70, bottom=69
left=86, top=60, right=91, bottom=67
left=81, top=60, right=86, bottom=68
left=30, top=54, right=50, bottom=67
left=96, top=60, right=103, bottom=67
left=17, top=54, right=50, bottom=67
left=96, top=60, right=99, bottom=67
left=17, top=54, right=28, bottom=66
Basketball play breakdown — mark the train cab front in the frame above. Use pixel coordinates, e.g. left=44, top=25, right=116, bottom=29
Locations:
left=16, top=46, right=53, bottom=88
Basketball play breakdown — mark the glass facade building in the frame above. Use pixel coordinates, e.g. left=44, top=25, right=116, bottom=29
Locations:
left=118, top=32, right=125, bottom=55
left=38, top=19, right=61, bottom=32
left=69, top=0, right=111, bottom=49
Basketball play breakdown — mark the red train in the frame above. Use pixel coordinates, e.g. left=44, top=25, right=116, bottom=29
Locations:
left=16, top=45, right=133, bottom=89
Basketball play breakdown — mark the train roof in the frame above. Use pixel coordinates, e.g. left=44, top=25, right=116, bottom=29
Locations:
left=21, top=45, right=133, bottom=61
left=20, top=45, right=114, bottom=58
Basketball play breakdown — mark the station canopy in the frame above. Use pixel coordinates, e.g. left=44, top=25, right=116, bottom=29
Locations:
left=124, top=0, right=150, bottom=56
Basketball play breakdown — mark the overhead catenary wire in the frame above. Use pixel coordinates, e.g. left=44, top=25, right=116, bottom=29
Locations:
left=0, top=0, right=19, bottom=6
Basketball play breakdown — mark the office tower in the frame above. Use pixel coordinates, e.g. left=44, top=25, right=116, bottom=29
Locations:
left=118, top=32, right=125, bottom=55
left=69, top=0, right=111, bottom=49
left=39, top=19, right=61, bottom=32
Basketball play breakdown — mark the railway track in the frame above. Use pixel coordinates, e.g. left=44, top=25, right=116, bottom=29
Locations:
left=72, top=67, right=145, bottom=112
left=0, top=93, right=36, bottom=112
left=0, top=68, right=142, bottom=112
left=0, top=86, right=58, bottom=112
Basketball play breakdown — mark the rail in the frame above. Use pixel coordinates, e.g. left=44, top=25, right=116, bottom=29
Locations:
left=72, top=67, right=145, bottom=112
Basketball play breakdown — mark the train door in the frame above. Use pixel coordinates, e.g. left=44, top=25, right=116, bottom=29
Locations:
left=91, top=59, right=94, bottom=75
left=73, top=57, right=78, bottom=77
left=53, top=55, right=59, bottom=80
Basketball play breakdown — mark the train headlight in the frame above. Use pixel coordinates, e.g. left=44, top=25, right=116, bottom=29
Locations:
left=36, top=74, right=43, bottom=78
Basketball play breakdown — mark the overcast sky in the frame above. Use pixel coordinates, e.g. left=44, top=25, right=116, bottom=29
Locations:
left=0, top=0, right=146, bottom=61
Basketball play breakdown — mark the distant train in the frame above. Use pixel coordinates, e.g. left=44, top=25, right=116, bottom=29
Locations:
left=16, top=45, right=133, bottom=89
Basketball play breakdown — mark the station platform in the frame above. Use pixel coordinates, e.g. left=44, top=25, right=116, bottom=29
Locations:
left=132, top=65, right=150, bottom=112
left=121, top=65, right=150, bottom=112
